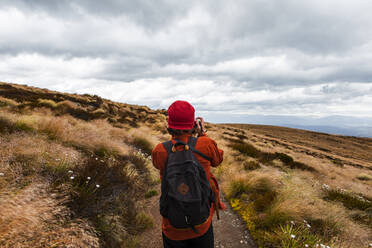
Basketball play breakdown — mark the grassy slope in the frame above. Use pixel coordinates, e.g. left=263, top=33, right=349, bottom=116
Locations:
left=0, top=82, right=167, bottom=247
left=1, top=82, right=371, bottom=247
left=210, top=125, right=372, bottom=247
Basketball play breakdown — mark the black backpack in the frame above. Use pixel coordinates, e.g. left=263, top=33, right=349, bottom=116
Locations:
left=160, top=136, right=214, bottom=233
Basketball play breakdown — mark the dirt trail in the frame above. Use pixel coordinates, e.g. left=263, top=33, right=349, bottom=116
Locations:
left=139, top=186, right=256, bottom=248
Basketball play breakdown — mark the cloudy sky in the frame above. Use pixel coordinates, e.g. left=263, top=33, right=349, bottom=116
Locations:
left=1, top=0, right=372, bottom=131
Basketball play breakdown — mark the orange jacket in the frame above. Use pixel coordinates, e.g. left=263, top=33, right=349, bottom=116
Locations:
left=152, top=133, right=224, bottom=241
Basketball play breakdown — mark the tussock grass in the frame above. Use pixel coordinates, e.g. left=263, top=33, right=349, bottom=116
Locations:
left=356, top=173, right=372, bottom=181
left=131, top=136, right=154, bottom=156
left=230, top=142, right=261, bottom=158
left=323, top=188, right=372, bottom=211
left=243, top=160, right=261, bottom=171
left=0, top=97, right=161, bottom=247
left=37, top=98, right=58, bottom=108
left=0, top=96, right=18, bottom=107
left=145, top=189, right=158, bottom=198
left=228, top=139, right=316, bottom=172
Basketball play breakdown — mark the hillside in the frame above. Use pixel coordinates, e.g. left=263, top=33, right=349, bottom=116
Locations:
left=1, top=82, right=371, bottom=248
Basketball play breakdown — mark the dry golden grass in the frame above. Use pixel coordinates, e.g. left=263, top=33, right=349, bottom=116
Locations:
left=0, top=89, right=163, bottom=247
left=211, top=125, right=372, bottom=247
left=0, top=181, right=100, bottom=248
left=1, top=82, right=371, bottom=247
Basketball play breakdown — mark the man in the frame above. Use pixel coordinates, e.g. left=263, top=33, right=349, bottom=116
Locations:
left=152, top=100, right=225, bottom=248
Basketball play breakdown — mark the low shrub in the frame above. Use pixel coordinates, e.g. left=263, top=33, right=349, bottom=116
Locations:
left=133, top=212, right=153, bottom=233
left=145, top=189, right=158, bottom=198
left=356, top=173, right=372, bottom=181
left=289, top=161, right=316, bottom=172
left=0, top=116, right=14, bottom=133
left=323, top=188, right=372, bottom=211
left=275, top=152, right=294, bottom=164
left=37, top=98, right=57, bottom=109
left=230, top=142, right=260, bottom=158
left=306, top=218, right=341, bottom=242
left=14, top=120, right=34, bottom=133
left=331, top=158, right=344, bottom=167
left=243, top=161, right=261, bottom=171
left=263, top=223, right=321, bottom=248
left=0, top=96, right=18, bottom=107
left=227, top=179, right=250, bottom=199
left=131, top=136, right=153, bottom=156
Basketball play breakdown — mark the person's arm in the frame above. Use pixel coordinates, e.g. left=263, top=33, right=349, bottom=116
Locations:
left=207, top=138, right=224, bottom=167
left=151, top=143, right=168, bottom=177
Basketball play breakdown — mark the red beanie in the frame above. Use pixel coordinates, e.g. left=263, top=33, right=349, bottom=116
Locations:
left=168, top=100, right=195, bottom=130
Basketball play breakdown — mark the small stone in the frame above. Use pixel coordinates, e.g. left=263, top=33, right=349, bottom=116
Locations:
left=0, top=172, right=4, bottom=176
left=240, top=240, right=243, bottom=243
left=68, top=170, right=73, bottom=173
left=96, top=184, right=100, bottom=188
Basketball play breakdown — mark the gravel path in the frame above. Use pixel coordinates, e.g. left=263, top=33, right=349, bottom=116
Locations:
left=139, top=187, right=256, bottom=248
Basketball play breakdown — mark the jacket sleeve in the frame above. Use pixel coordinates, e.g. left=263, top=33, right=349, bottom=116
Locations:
left=197, top=135, right=223, bottom=167
left=151, top=143, right=168, bottom=177
left=208, top=138, right=224, bottom=167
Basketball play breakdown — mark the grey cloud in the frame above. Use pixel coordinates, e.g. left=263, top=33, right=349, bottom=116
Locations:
left=2, top=0, right=372, bottom=127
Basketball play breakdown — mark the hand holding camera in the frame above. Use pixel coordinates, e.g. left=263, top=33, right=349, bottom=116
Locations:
left=195, top=117, right=207, bottom=136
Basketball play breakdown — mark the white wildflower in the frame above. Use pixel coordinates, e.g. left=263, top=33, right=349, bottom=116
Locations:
left=70, top=176, right=74, bottom=180
left=290, top=234, right=296, bottom=239
left=87, top=177, right=91, bottom=180
left=68, top=170, right=73, bottom=173
left=290, top=221, right=295, bottom=225
left=322, top=184, right=330, bottom=190
left=305, top=245, right=309, bottom=248
left=95, top=157, right=98, bottom=160
left=0, top=172, right=4, bottom=176
left=96, top=184, right=100, bottom=188
left=306, top=224, right=311, bottom=228
left=240, top=240, right=243, bottom=244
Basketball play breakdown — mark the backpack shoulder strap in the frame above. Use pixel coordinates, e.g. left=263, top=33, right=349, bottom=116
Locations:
left=188, top=137, right=212, bottom=162
left=162, top=140, right=173, bottom=155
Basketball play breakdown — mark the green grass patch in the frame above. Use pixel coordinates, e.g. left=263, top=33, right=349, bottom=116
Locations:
left=133, top=212, right=153, bottom=233
left=356, top=173, right=372, bottom=181
left=263, top=223, right=321, bottom=248
left=323, top=188, right=372, bottom=211
left=145, top=189, right=158, bottom=198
